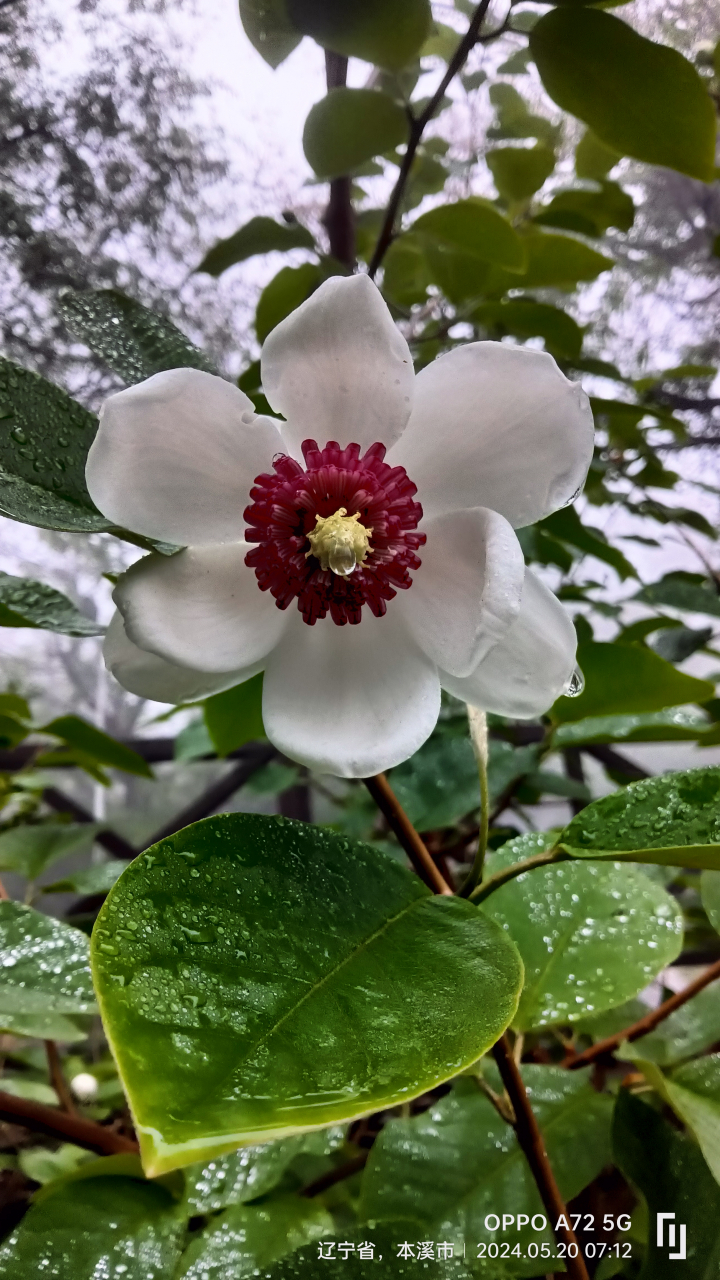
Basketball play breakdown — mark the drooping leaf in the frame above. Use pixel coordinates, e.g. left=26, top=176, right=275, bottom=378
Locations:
left=471, top=298, right=584, bottom=360
left=184, top=1129, right=345, bottom=1213
left=43, top=860, right=128, bottom=897
left=0, top=823, right=100, bottom=881
left=360, top=1068, right=612, bottom=1265
left=196, top=216, right=315, bottom=276
left=560, top=767, right=720, bottom=869
left=552, top=641, right=714, bottom=723
left=413, top=199, right=527, bottom=272
left=0, top=1173, right=185, bottom=1280
left=178, top=1194, right=333, bottom=1280
left=530, top=8, right=717, bottom=181
left=256, top=263, right=324, bottom=343
left=238, top=0, right=302, bottom=69
left=60, top=289, right=215, bottom=386
left=287, top=0, right=431, bottom=70
left=553, top=708, right=712, bottom=748
left=0, top=900, right=97, bottom=1039
left=486, top=144, right=556, bottom=202
left=0, top=572, right=103, bottom=636
left=41, top=716, right=153, bottom=778
left=92, top=813, right=523, bottom=1175
left=0, top=358, right=110, bottom=532
left=203, top=673, right=265, bottom=757
left=482, top=832, right=683, bottom=1030
left=303, top=88, right=409, bottom=180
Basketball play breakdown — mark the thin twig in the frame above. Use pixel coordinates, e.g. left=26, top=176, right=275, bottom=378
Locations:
left=565, top=958, right=720, bottom=1070
left=0, top=1088, right=138, bottom=1156
left=492, top=1036, right=590, bottom=1280
left=470, top=848, right=568, bottom=904
left=44, top=1041, right=77, bottom=1116
left=363, top=774, right=453, bottom=894
left=367, top=0, right=494, bottom=279
left=459, top=706, right=490, bottom=897
left=301, top=1151, right=368, bottom=1197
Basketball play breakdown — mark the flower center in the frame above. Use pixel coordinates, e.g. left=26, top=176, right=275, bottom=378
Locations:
left=244, top=438, right=426, bottom=626
left=305, top=508, right=373, bottom=577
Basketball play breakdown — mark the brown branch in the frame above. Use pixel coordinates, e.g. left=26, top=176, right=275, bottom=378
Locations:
left=0, top=875, right=8, bottom=901
left=44, top=1041, right=77, bottom=1116
left=363, top=773, right=453, bottom=894
left=367, top=0, right=494, bottom=279
left=492, top=1036, right=589, bottom=1280
left=322, top=52, right=355, bottom=271
left=0, top=1089, right=138, bottom=1156
left=301, top=1151, right=368, bottom=1197
left=470, top=848, right=568, bottom=904
left=563, top=748, right=587, bottom=817
left=565, top=958, right=720, bottom=1070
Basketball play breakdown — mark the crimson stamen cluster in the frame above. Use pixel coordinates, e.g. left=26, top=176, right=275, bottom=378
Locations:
left=244, top=439, right=426, bottom=625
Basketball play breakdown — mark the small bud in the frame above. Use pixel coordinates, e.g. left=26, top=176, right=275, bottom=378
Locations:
left=70, top=1072, right=99, bottom=1101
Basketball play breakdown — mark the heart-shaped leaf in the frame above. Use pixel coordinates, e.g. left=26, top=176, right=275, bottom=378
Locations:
left=92, top=814, right=523, bottom=1175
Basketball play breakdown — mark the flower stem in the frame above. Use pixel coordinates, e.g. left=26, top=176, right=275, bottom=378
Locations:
left=458, top=705, right=489, bottom=898
left=363, top=773, right=453, bottom=894
left=44, top=1040, right=77, bottom=1116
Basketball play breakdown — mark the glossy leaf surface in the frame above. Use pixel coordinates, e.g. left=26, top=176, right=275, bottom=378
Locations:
left=554, top=708, right=711, bottom=748
left=413, top=199, right=526, bottom=272
left=256, top=264, right=323, bottom=342
left=620, top=982, right=720, bottom=1067
left=92, top=814, right=523, bottom=1175
left=702, top=870, right=720, bottom=935
left=552, top=641, right=714, bottom=722
left=178, top=1194, right=332, bottom=1279
left=641, top=1054, right=720, bottom=1187
left=0, top=572, right=103, bottom=635
left=483, top=833, right=682, bottom=1029
left=0, top=901, right=97, bottom=1039
left=197, top=217, right=315, bottom=276
left=303, top=89, right=408, bottom=180
left=184, top=1129, right=344, bottom=1213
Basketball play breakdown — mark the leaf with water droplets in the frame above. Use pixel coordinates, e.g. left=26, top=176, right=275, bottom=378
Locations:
left=560, top=767, right=720, bottom=869
left=178, top=1193, right=332, bottom=1280
left=60, top=289, right=216, bottom=386
left=0, top=900, right=98, bottom=1039
left=482, top=832, right=683, bottom=1030
left=0, top=571, right=104, bottom=636
left=637, top=1053, right=720, bottom=1188
left=388, top=733, right=538, bottom=833
left=0, top=357, right=110, bottom=532
left=702, top=869, right=720, bottom=935
left=92, top=813, right=523, bottom=1176
left=0, top=1171, right=185, bottom=1280
left=184, top=1129, right=345, bottom=1213
left=552, top=640, right=714, bottom=723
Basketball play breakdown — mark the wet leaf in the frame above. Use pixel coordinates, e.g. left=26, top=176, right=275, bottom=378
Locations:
left=618, top=982, right=720, bottom=1067
left=553, top=708, right=712, bottom=748
left=0, top=901, right=97, bottom=1039
left=640, top=1054, right=720, bottom=1187
left=552, top=641, right=714, bottom=722
left=203, top=673, right=265, bottom=757
left=178, top=1193, right=332, bottom=1279
left=184, top=1129, right=344, bottom=1213
left=43, top=860, right=128, bottom=897
left=0, top=572, right=103, bottom=636
left=92, top=813, right=522, bottom=1175
left=238, top=0, right=301, bottom=68
left=413, top=199, right=527, bottom=272
left=702, top=870, right=720, bottom=935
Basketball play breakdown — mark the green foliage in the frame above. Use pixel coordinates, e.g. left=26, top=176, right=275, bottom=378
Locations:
left=552, top=640, right=715, bottom=722
left=203, top=673, right=265, bottom=756
left=482, top=832, right=683, bottom=1029
left=92, top=813, right=522, bottom=1175
left=534, top=181, right=635, bottom=236
left=287, top=0, right=431, bottom=70
left=40, top=715, right=153, bottom=779
left=0, top=823, right=99, bottom=881
left=0, top=900, right=97, bottom=1039
left=486, top=144, right=556, bottom=202
left=303, top=88, right=408, bottom=180
left=531, top=8, right=717, bottom=181
left=702, top=869, right=720, bottom=935
left=412, top=199, right=527, bottom=271
left=575, top=128, right=621, bottom=178
left=184, top=1129, right=344, bottom=1212
left=238, top=0, right=301, bottom=68
left=554, top=708, right=712, bottom=748
left=488, top=82, right=560, bottom=147
left=255, top=263, right=324, bottom=342
left=59, top=289, right=215, bottom=386
left=471, top=299, right=584, bottom=360
left=640, top=1054, right=720, bottom=1187
left=178, top=1194, right=332, bottom=1279
left=196, top=216, right=315, bottom=276
left=43, top=860, right=128, bottom=896
left=0, top=572, right=103, bottom=636
left=541, top=506, right=635, bottom=578
left=636, top=572, right=720, bottom=619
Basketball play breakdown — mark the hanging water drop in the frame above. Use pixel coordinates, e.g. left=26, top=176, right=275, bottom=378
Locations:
left=563, top=666, right=584, bottom=698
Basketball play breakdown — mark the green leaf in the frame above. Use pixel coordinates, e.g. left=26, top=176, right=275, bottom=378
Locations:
left=471, top=298, right=584, bottom=360
left=43, top=860, right=128, bottom=897
left=0, top=714, right=30, bottom=750
left=651, top=624, right=714, bottom=663
left=613, top=1090, right=720, bottom=1279
left=640, top=1054, right=720, bottom=1188
left=381, top=235, right=431, bottom=307
left=575, top=128, right=622, bottom=179
left=41, top=716, right=153, bottom=779
left=621, top=982, right=720, bottom=1067
left=256, top=263, right=323, bottom=343
left=419, top=242, right=492, bottom=304
left=196, top=216, right=315, bottom=276
left=0, top=693, right=30, bottom=722
left=486, top=144, right=556, bottom=202
left=60, top=289, right=215, bottom=386
left=361, top=1068, right=612, bottom=1262
left=534, top=181, right=635, bottom=236
left=0, top=572, right=103, bottom=636
left=488, top=82, right=560, bottom=148
left=244, top=762, right=300, bottom=796
left=92, top=813, right=523, bottom=1175
left=560, top=766, right=720, bottom=869
left=552, top=641, right=715, bottom=722
left=496, top=228, right=613, bottom=289
left=287, top=0, right=431, bottom=70
left=238, top=0, right=302, bottom=68
left=303, top=88, right=409, bottom=180
left=702, top=870, right=720, bottom=936
left=636, top=571, right=720, bottom=619
left=413, top=199, right=527, bottom=272
left=554, top=708, right=712, bottom=748
left=174, top=717, right=214, bottom=762
left=530, top=8, right=717, bottom=181
left=541, top=506, right=636, bottom=578
left=0, top=901, right=97, bottom=1039
left=482, top=832, right=682, bottom=1030
left=178, top=1193, right=332, bottom=1279
left=203, top=673, right=265, bottom=757
left=388, top=734, right=537, bottom=833
left=0, top=358, right=110, bottom=533
left=0, top=1173, right=185, bottom=1280
left=17, top=1144, right=93, bottom=1186
left=0, top=823, right=100, bottom=881
left=184, top=1130, right=344, bottom=1212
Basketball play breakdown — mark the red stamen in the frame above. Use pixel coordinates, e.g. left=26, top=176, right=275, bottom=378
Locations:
left=244, top=439, right=426, bottom=625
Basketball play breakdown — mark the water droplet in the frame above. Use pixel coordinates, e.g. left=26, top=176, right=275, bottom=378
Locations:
left=563, top=666, right=585, bottom=698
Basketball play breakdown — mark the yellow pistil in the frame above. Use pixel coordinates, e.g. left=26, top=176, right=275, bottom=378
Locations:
left=305, top=508, right=373, bottom=577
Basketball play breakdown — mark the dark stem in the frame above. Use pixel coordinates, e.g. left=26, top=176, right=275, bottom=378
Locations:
left=584, top=744, right=650, bottom=783
left=0, top=875, right=8, bottom=901
left=279, top=781, right=312, bottom=822
left=323, top=52, right=356, bottom=271
left=301, top=1151, right=368, bottom=1197
left=44, top=1040, right=77, bottom=1116
left=470, top=848, right=568, bottom=904
left=367, top=0, right=493, bottom=279
left=565, top=957, right=720, bottom=1070
left=492, top=1036, right=590, bottom=1280
left=363, top=773, right=453, bottom=894
left=562, top=748, right=587, bottom=817
left=0, top=1088, right=138, bottom=1156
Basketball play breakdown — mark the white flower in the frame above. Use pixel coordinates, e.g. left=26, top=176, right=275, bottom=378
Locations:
left=87, top=275, right=593, bottom=778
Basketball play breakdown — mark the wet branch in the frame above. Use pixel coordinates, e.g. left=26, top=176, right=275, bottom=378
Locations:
left=0, top=1088, right=138, bottom=1156
left=470, top=847, right=569, bottom=904
left=44, top=1041, right=77, bottom=1116
left=363, top=773, right=453, bottom=894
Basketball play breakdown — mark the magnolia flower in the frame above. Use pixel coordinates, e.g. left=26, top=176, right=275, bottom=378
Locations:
left=87, top=275, right=593, bottom=778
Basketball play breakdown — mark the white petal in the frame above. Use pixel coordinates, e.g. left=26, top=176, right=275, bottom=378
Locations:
left=397, top=507, right=525, bottom=679
left=104, top=612, right=255, bottom=703
left=262, top=609, right=440, bottom=778
left=388, top=342, right=594, bottom=527
left=86, top=368, right=284, bottom=546
left=114, top=544, right=288, bottom=674
left=261, top=275, right=414, bottom=458
left=439, top=569, right=577, bottom=718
